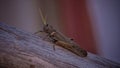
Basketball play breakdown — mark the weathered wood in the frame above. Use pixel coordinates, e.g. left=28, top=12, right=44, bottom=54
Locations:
left=0, top=22, right=120, bottom=68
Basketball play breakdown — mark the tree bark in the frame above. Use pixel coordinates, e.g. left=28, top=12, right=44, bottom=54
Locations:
left=0, top=22, right=119, bottom=68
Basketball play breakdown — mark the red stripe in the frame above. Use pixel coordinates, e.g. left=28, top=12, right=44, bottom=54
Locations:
left=58, top=0, right=97, bottom=54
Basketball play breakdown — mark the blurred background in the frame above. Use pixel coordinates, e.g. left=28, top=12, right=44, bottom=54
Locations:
left=0, top=0, right=120, bottom=63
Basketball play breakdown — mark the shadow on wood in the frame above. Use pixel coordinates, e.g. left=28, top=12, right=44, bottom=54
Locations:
left=0, top=22, right=120, bottom=68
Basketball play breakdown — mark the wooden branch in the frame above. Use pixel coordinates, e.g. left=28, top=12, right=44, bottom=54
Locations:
left=0, top=22, right=120, bottom=68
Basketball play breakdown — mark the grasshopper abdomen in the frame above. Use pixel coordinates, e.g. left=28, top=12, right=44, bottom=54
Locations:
left=54, top=40, right=87, bottom=57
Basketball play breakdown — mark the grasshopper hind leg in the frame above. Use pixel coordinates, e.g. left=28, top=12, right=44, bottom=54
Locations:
left=71, top=45, right=87, bottom=57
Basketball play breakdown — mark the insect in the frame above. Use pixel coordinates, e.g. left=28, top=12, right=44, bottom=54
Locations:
left=35, top=8, right=87, bottom=57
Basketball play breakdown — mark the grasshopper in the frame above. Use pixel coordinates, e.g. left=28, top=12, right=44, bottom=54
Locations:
left=35, top=8, right=87, bottom=57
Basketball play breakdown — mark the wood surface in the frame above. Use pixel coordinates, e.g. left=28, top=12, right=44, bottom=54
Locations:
left=0, top=22, right=120, bottom=68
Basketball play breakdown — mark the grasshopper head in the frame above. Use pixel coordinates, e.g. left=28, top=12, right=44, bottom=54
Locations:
left=43, top=24, right=56, bottom=34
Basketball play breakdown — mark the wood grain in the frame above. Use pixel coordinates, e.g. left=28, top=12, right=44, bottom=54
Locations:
left=0, top=22, right=119, bottom=68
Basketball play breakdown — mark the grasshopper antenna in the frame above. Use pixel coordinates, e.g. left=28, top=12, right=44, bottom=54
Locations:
left=39, top=8, right=47, bottom=25
left=34, top=8, right=47, bottom=34
left=34, top=8, right=48, bottom=34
